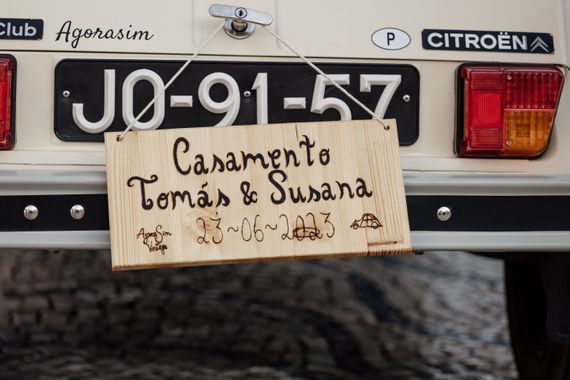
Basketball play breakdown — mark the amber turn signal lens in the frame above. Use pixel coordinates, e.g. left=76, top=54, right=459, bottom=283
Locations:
left=503, top=110, right=555, bottom=156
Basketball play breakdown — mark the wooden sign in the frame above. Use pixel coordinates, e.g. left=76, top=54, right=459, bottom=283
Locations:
left=105, top=120, right=412, bottom=271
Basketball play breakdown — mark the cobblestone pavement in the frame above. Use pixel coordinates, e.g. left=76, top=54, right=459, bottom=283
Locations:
left=0, top=250, right=516, bottom=380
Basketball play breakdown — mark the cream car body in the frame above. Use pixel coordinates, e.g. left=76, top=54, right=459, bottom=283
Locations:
left=0, top=0, right=569, bottom=251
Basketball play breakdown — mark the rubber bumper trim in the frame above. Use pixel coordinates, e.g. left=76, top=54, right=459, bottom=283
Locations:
left=0, top=194, right=569, bottom=232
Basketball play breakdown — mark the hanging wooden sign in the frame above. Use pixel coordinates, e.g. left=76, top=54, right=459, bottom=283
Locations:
left=105, top=120, right=412, bottom=271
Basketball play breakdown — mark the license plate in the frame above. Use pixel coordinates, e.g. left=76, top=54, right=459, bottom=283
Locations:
left=54, top=60, right=419, bottom=144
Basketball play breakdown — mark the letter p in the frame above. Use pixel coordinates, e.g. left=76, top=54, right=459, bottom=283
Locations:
left=387, top=32, right=395, bottom=46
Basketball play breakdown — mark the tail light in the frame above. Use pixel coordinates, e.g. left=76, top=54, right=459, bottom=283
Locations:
left=458, top=65, right=564, bottom=158
left=0, top=56, right=15, bottom=150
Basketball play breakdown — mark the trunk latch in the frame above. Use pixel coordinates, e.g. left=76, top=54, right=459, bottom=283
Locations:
left=209, top=3, right=273, bottom=39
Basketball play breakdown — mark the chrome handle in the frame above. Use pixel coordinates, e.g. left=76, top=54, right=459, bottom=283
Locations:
left=209, top=4, right=273, bottom=39
left=209, top=4, right=273, bottom=25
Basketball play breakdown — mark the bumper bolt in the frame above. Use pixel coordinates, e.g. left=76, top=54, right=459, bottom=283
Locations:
left=70, top=205, right=86, bottom=220
left=23, top=205, right=39, bottom=221
left=437, top=206, right=452, bottom=222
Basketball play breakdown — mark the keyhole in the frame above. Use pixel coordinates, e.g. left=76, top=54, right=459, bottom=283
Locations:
left=235, top=8, right=247, bottom=18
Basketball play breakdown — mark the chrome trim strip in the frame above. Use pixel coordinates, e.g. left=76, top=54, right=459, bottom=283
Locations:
left=1, top=168, right=570, bottom=196
left=0, top=230, right=568, bottom=252
left=412, top=231, right=570, bottom=252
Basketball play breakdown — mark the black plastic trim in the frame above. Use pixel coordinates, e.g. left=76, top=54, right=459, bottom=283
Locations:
left=408, top=196, right=570, bottom=231
left=0, top=194, right=569, bottom=232
left=0, top=194, right=109, bottom=231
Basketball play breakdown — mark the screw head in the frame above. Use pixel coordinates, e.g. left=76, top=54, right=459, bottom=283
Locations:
left=235, top=7, right=248, bottom=18
left=507, top=74, right=513, bottom=81
left=402, top=94, right=411, bottom=103
left=70, top=204, right=86, bottom=220
left=437, top=206, right=452, bottom=222
left=62, top=90, right=70, bottom=98
left=243, top=90, right=252, bottom=98
left=23, top=205, right=39, bottom=221
left=506, top=138, right=513, bottom=146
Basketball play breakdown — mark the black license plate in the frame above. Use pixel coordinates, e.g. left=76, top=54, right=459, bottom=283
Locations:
left=54, top=60, right=419, bottom=144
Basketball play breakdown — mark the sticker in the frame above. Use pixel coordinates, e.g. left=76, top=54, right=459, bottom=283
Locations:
left=372, top=28, right=411, bottom=50
left=422, top=29, right=554, bottom=54
left=0, top=18, right=43, bottom=40
left=55, top=21, right=154, bottom=49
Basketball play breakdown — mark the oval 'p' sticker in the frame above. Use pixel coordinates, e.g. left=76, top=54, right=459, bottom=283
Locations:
left=372, top=28, right=411, bottom=50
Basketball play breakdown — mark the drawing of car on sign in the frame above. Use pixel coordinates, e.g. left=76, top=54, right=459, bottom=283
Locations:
left=293, top=226, right=323, bottom=240
left=351, top=213, right=383, bottom=229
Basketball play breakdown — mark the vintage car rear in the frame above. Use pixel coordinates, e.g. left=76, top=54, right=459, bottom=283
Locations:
left=2, top=0, right=570, bottom=377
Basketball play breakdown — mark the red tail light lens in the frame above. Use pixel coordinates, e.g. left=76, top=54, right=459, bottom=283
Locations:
left=459, top=65, right=564, bottom=157
left=0, top=56, right=15, bottom=150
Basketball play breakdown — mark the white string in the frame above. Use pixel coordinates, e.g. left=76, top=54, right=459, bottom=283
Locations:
left=262, top=26, right=388, bottom=130
left=117, top=19, right=389, bottom=142
left=117, top=21, right=226, bottom=141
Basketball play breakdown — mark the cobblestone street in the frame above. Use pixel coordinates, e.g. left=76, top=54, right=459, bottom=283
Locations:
left=0, top=250, right=517, bottom=379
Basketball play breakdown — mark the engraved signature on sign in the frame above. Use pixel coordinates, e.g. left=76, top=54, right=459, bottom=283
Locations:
left=196, top=212, right=336, bottom=244
left=350, top=213, right=383, bottom=230
left=286, top=213, right=326, bottom=241
left=136, top=225, right=172, bottom=255
left=292, top=226, right=322, bottom=240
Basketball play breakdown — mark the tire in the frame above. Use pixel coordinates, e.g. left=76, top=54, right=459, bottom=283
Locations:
left=505, top=260, right=570, bottom=380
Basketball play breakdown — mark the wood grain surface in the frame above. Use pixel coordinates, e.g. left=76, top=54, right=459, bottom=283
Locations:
left=105, top=120, right=411, bottom=270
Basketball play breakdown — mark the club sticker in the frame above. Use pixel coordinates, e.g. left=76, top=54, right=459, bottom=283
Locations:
left=372, top=28, right=411, bottom=50
left=422, top=29, right=554, bottom=54
left=0, top=18, right=43, bottom=40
